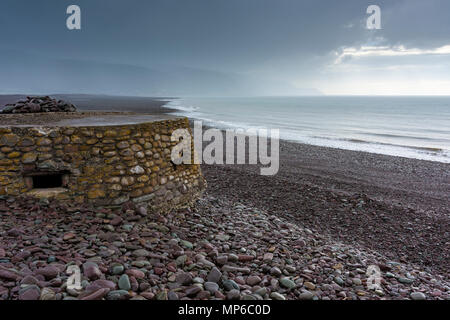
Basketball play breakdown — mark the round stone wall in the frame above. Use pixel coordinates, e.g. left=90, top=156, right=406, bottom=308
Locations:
left=0, top=114, right=205, bottom=211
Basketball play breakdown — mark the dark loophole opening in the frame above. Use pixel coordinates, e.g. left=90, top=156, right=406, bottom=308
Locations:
left=32, top=174, right=64, bottom=189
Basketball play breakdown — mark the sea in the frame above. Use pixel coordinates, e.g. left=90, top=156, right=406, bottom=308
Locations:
left=162, top=96, right=450, bottom=163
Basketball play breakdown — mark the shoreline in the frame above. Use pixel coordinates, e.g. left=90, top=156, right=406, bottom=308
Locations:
left=178, top=110, right=449, bottom=275
left=0, top=95, right=448, bottom=300
left=161, top=97, right=450, bottom=164
left=2, top=94, right=448, bottom=165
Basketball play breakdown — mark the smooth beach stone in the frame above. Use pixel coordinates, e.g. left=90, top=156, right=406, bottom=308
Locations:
left=193, top=277, right=205, bottom=284
left=410, top=292, right=426, bottom=300
left=180, top=240, right=193, bottom=249
left=270, top=292, right=286, bottom=300
left=226, top=289, right=241, bottom=300
left=18, top=285, right=41, bottom=300
left=107, top=290, right=130, bottom=300
left=397, top=277, right=414, bottom=284
left=280, top=277, right=296, bottom=289
left=118, top=274, right=131, bottom=291
left=82, top=262, right=102, bottom=280
left=246, top=275, right=262, bottom=286
left=204, top=282, right=219, bottom=293
left=299, top=291, right=315, bottom=300
left=123, top=224, right=134, bottom=232
left=255, top=287, right=267, bottom=297
left=88, top=279, right=116, bottom=291
left=185, top=286, right=202, bottom=297
left=334, top=277, right=345, bottom=286
left=176, top=272, right=193, bottom=285
left=133, top=249, right=150, bottom=257
left=223, top=279, right=240, bottom=291
left=111, top=264, right=125, bottom=275
left=270, top=267, right=282, bottom=277
left=207, top=267, right=222, bottom=283
left=175, top=255, right=187, bottom=266
left=227, top=254, right=239, bottom=262
left=126, top=269, right=145, bottom=279
left=168, top=291, right=179, bottom=300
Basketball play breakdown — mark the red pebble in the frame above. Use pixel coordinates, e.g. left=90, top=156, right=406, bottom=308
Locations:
left=154, top=267, right=164, bottom=275
left=238, top=254, right=254, bottom=262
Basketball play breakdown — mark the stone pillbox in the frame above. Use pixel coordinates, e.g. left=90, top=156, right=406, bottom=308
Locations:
left=0, top=112, right=206, bottom=212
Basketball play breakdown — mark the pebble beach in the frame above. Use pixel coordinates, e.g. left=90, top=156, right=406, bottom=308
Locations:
left=0, top=191, right=448, bottom=300
left=0, top=95, right=448, bottom=300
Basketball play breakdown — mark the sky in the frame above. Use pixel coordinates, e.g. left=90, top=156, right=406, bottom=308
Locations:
left=1, top=0, right=450, bottom=96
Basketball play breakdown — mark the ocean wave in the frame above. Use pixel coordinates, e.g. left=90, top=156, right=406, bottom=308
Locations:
left=363, top=132, right=445, bottom=142
left=162, top=99, right=262, bottom=130
left=311, top=136, right=446, bottom=154
left=163, top=99, right=199, bottom=112
left=160, top=97, right=450, bottom=163
left=288, top=134, right=450, bottom=162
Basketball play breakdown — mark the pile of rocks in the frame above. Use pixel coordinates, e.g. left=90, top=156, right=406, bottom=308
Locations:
left=1, top=96, right=77, bottom=114
left=0, top=193, right=448, bottom=300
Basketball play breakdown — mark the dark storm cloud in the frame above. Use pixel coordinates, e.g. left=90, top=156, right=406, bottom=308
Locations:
left=1, top=0, right=450, bottom=95
left=0, top=0, right=395, bottom=69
